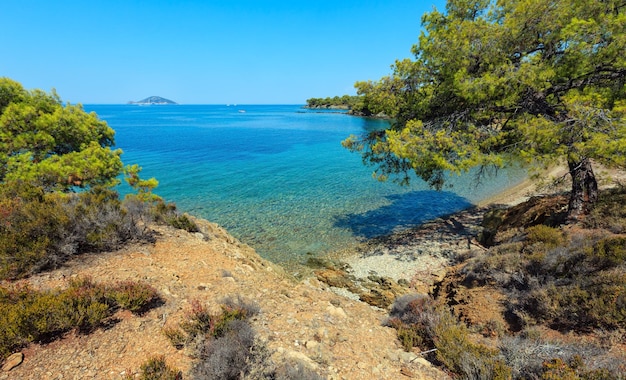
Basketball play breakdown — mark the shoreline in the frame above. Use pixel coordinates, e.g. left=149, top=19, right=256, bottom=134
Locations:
left=332, top=166, right=569, bottom=295
left=333, top=163, right=623, bottom=296
left=476, top=165, right=568, bottom=208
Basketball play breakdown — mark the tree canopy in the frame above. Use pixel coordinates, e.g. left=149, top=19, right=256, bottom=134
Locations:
left=343, top=0, right=626, bottom=219
left=305, top=95, right=362, bottom=109
left=0, top=78, right=123, bottom=191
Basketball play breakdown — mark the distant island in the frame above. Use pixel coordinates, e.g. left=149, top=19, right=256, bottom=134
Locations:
left=128, top=96, right=177, bottom=105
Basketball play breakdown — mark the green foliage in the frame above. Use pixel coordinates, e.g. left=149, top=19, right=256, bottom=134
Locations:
left=133, top=356, right=181, bottom=380
left=541, top=356, right=618, bottom=380
left=167, top=214, right=199, bottom=233
left=305, top=95, right=362, bottom=109
left=543, top=270, right=626, bottom=329
left=164, top=297, right=259, bottom=349
left=0, top=181, right=66, bottom=278
left=467, top=192, right=626, bottom=332
left=0, top=181, right=152, bottom=279
left=525, top=225, right=566, bottom=250
left=385, top=294, right=439, bottom=351
left=588, top=236, right=626, bottom=269
left=163, top=296, right=273, bottom=379
left=0, top=277, right=161, bottom=362
left=386, top=295, right=511, bottom=379
left=109, top=280, right=161, bottom=314
left=0, top=78, right=122, bottom=191
left=151, top=201, right=199, bottom=233
left=344, top=0, right=626, bottom=215
left=124, top=164, right=161, bottom=203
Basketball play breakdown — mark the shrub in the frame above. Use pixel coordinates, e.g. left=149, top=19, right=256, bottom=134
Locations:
left=168, top=214, right=199, bottom=233
left=0, top=277, right=161, bottom=362
left=167, top=298, right=260, bottom=379
left=433, top=309, right=511, bottom=380
left=153, top=201, right=199, bottom=233
left=385, top=294, right=511, bottom=379
left=108, top=280, right=161, bottom=314
left=166, top=297, right=259, bottom=349
left=0, top=181, right=154, bottom=280
left=0, top=181, right=67, bottom=278
left=498, top=336, right=622, bottom=379
left=525, top=225, right=566, bottom=250
left=132, top=356, right=181, bottom=380
left=519, top=270, right=626, bottom=330
left=166, top=296, right=324, bottom=380
left=588, top=236, right=626, bottom=269
left=541, top=356, right=619, bottom=380
left=384, top=294, right=439, bottom=351
left=192, top=319, right=256, bottom=380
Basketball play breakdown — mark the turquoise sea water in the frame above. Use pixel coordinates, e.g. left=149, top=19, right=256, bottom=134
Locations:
left=85, top=104, right=524, bottom=265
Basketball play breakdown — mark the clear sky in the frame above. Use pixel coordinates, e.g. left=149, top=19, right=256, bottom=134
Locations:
left=1, top=1, right=445, bottom=104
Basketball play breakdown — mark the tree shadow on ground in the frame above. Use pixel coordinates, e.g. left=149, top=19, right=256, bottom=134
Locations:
left=334, top=190, right=473, bottom=239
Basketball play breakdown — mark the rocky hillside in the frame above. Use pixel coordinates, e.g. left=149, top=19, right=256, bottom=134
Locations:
left=1, top=217, right=447, bottom=379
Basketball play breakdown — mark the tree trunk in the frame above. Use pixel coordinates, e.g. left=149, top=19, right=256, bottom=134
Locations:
left=567, top=158, right=598, bottom=221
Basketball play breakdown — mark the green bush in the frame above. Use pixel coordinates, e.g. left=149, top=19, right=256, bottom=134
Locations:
left=167, top=214, right=199, bottom=233
left=152, top=201, right=199, bottom=233
left=0, top=277, right=161, bottom=361
left=384, top=294, right=439, bottom=351
left=385, top=295, right=511, bottom=379
left=520, top=270, right=626, bottom=330
left=109, top=280, right=161, bottom=314
left=132, top=356, right=181, bottom=380
left=0, top=181, right=156, bottom=280
left=588, top=236, right=626, bottom=269
left=541, top=356, right=619, bottom=380
left=165, top=296, right=324, bottom=380
left=165, top=297, right=258, bottom=349
left=525, top=225, right=566, bottom=250
left=433, top=309, right=511, bottom=380
left=0, top=181, right=67, bottom=278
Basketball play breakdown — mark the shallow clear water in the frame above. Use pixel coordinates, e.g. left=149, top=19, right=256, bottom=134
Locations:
left=85, top=104, right=524, bottom=265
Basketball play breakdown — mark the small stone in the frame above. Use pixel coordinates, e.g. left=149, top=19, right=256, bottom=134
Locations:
left=305, top=340, right=319, bottom=350
left=326, top=305, right=347, bottom=319
left=2, top=352, right=23, bottom=371
left=399, top=351, right=418, bottom=363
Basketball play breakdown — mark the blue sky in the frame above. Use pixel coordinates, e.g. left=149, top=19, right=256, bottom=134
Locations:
left=1, top=1, right=445, bottom=104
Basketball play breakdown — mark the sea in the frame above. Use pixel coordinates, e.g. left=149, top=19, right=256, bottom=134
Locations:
left=84, top=104, right=525, bottom=266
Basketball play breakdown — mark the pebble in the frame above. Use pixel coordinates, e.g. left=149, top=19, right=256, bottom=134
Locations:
left=326, top=305, right=347, bottom=319
left=1, top=352, right=23, bottom=371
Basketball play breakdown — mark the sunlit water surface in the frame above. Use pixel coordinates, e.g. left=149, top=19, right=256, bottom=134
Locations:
left=85, top=105, right=525, bottom=265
